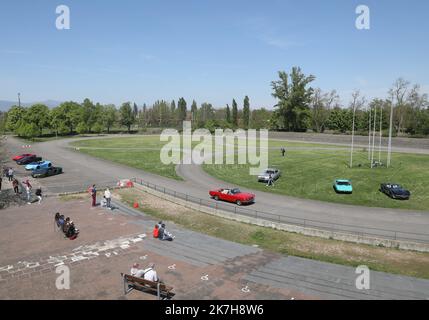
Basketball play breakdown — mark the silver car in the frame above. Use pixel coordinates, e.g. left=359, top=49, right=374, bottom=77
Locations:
left=257, top=168, right=281, bottom=182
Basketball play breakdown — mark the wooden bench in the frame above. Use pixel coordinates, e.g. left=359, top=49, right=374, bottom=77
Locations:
left=120, top=273, right=174, bottom=300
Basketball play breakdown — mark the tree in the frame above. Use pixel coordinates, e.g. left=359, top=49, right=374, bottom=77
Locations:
left=271, top=67, right=315, bottom=131
left=81, top=98, right=96, bottom=133
left=25, top=104, right=51, bottom=136
left=53, top=101, right=82, bottom=135
left=232, top=99, right=238, bottom=126
left=133, top=103, right=139, bottom=118
left=120, top=102, right=135, bottom=133
left=16, top=122, right=38, bottom=140
left=225, top=104, right=231, bottom=124
left=310, top=89, right=338, bottom=133
left=243, top=96, right=250, bottom=128
left=76, top=122, right=88, bottom=135
left=0, top=111, right=7, bottom=134
left=102, top=104, right=117, bottom=133
left=178, top=98, right=187, bottom=122
left=5, top=105, right=26, bottom=132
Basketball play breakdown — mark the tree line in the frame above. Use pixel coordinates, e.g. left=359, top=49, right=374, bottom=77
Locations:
left=1, top=67, right=428, bottom=139
left=271, top=67, right=429, bottom=136
left=0, top=96, right=271, bottom=139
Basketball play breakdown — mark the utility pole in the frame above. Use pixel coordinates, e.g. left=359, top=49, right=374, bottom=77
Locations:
left=387, top=99, right=394, bottom=168
left=18, top=93, right=21, bottom=107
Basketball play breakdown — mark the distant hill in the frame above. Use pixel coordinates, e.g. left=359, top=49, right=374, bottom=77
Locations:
left=0, top=100, right=63, bottom=111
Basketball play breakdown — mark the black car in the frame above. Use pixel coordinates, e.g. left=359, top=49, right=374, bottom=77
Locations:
left=380, top=183, right=411, bottom=200
left=16, top=155, right=42, bottom=165
left=31, top=167, right=63, bottom=178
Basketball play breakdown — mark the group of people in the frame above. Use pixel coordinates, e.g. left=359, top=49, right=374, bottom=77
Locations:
left=1, top=167, right=42, bottom=204
left=89, top=185, right=113, bottom=209
left=153, top=221, right=175, bottom=241
left=130, top=262, right=160, bottom=282
left=55, top=212, right=79, bottom=239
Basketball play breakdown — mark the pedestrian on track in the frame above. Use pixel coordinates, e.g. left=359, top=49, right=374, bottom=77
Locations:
left=23, top=179, right=32, bottom=203
left=8, top=168, right=14, bottom=181
left=91, top=184, right=97, bottom=207
left=104, top=187, right=112, bottom=209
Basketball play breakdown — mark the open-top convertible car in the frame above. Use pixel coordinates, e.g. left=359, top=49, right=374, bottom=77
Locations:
left=209, top=188, right=255, bottom=205
left=257, top=168, right=281, bottom=183
left=31, top=166, right=63, bottom=178
left=25, top=160, right=52, bottom=171
left=16, top=155, right=42, bottom=165
left=333, top=179, right=353, bottom=194
left=12, top=153, right=35, bottom=161
left=380, top=183, right=410, bottom=200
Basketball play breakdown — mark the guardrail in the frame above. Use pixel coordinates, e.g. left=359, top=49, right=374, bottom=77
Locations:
left=130, top=177, right=429, bottom=245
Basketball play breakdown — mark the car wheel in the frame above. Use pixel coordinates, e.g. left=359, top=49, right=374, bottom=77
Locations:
left=236, top=200, right=242, bottom=206
left=214, top=196, right=219, bottom=201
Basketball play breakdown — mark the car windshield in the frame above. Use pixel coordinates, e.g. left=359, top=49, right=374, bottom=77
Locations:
left=231, top=188, right=241, bottom=194
left=337, top=181, right=350, bottom=186
left=266, top=170, right=274, bottom=174
left=391, top=184, right=401, bottom=189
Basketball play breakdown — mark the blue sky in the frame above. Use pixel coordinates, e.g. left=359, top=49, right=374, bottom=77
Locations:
left=0, top=0, right=428, bottom=108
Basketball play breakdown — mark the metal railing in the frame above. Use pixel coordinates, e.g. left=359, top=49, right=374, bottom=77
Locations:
left=130, top=177, right=429, bottom=245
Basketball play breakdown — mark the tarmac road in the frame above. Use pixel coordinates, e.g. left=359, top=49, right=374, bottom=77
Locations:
left=3, top=134, right=429, bottom=243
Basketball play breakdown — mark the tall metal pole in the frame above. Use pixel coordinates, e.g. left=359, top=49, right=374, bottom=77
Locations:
left=371, top=105, right=377, bottom=168
left=368, top=106, right=372, bottom=160
left=387, top=100, right=394, bottom=168
left=18, top=93, right=21, bottom=107
left=350, top=104, right=357, bottom=168
left=378, top=105, right=383, bottom=162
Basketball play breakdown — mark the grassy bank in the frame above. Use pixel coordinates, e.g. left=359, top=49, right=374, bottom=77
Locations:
left=116, top=188, right=429, bottom=279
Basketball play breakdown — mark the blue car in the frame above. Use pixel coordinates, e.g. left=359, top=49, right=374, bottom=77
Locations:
left=25, top=160, right=52, bottom=171
left=333, top=179, right=353, bottom=194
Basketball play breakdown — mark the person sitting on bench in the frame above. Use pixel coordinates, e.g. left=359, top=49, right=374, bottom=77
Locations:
left=55, top=213, right=65, bottom=228
left=63, top=217, right=71, bottom=234
left=66, top=220, right=79, bottom=238
left=143, top=263, right=159, bottom=282
left=153, top=224, right=159, bottom=238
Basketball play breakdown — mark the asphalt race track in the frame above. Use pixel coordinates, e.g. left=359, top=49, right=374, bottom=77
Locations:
left=3, top=134, right=429, bottom=243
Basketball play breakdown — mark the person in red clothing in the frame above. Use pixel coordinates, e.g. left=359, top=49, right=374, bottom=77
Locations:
left=153, top=224, right=159, bottom=238
left=90, top=184, right=97, bottom=207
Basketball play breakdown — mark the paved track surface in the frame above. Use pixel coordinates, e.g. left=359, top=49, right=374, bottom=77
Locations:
left=3, top=135, right=429, bottom=242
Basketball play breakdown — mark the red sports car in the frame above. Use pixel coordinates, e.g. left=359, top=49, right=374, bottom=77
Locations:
left=12, top=153, right=35, bottom=161
left=209, top=188, right=255, bottom=205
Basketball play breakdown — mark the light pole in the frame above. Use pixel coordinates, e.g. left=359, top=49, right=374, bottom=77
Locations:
left=387, top=99, right=394, bottom=168
left=350, top=104, right=357, bottom=168
left=368, top=105, right=372, bottom=160
left=371, top=105, right=377, bottom=168
left=378, top=104, right=383, bottom=163
left=18, top=93, right=21, bottom=107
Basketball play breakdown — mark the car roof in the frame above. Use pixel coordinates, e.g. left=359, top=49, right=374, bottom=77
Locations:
left=336, top=179, right=351, bottom=182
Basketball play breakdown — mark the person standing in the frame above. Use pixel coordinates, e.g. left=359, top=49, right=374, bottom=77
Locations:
left=91, top=184, right=97, bottom=207
left=12, top=178, right=19, bottom=194
left=35, top=187, right=42, bottom=204
left=281, top=147, right=286, bottom=157
left=266, top=173, right=274, bottom=187
left=23, top=179, right=32, bottom=203
left=104, top=188, right=112, bottom=209
left=8, top=168, right=14, bottom=181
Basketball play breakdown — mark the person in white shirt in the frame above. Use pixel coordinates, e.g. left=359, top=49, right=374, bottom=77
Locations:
left=143, top=263, right=159, bottom=282
left=104, top=188, right=112, bottom=209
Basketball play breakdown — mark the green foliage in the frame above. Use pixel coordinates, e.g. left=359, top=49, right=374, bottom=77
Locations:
left=120, top=102, right=135, bottom=133
left=271, top=67, right=315, bottom=131
left=232, top=99, right=238, bottom=126
left=326, top=108, right=353, bottom=133
left=5, top=105, right=26, bottom=132
left=76, top=122, right=88, bottom=134
left=243, top=96, right=250, bottom=129
left=178, top=97, right=187, bottom=122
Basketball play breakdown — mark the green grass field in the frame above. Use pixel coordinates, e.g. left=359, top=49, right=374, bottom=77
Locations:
left=71, top=136, right=182, bottom=180
left=71, top=135, right=429, bottom=210
left=203, top=147, right=429, bottom=211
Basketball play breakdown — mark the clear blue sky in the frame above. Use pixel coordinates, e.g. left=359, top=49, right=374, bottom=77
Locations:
left=1, top=0, right=428, bottom=108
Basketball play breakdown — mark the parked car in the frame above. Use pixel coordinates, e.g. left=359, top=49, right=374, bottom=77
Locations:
left=25, top=160, right=52, bottom=171
left=31, top=166, right=63, bottom=178
left=16, top=155, right=42, bottom=165
left=258, top=168, right=281, bottom=183
left=12, top=153, right=35, bottom=161
left=380, top=183, right=410, bottom=200
left=209, top=188, right=255, bottom=206
left=333, top=179, right=353, bottom=194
